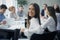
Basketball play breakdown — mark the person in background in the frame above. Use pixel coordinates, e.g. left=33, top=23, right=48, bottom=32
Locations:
left=53, top=4, right=60, bottom=30
left=53, top=4, right=60, bottom=40
left=53, top=4, right=60, bottom=11
left=40, top=4, right=48, bottom=19
left=17, top=6, right=26, bottom=18
left=0, top=4, right=8, bottom=28
left=41, top=6, right=57, bottom=32
left=0, top=4, right=7, bottom=25
left=9, top=6, right=19, bottom=20
left=20, top=3, right=44, bottom=39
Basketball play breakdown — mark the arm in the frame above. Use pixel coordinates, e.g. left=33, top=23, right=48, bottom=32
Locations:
left=23, top=24, right=44, bottom=38
left=41, top=17, right=51, bottom=29
left=23, top=18, right=44, bottom=37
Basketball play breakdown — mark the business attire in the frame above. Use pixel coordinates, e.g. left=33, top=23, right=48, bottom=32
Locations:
left=23, top=16, right=56, bottom=39
left=30, top=16, right=56, bottom=40
left=41, top=9, right=45, bottom=16
left=0, top=13, right=9, bottom=29
left=41, top=9, right=48, bottom=19
left=56, top=13, right=60, bottom=40
left=41, top=16, right=56, bottom=32
left=56, top=13, right=60, bottom=30
left=17, top=11, right=26, bottom=18
left=23, top=18, right=44, bottom=38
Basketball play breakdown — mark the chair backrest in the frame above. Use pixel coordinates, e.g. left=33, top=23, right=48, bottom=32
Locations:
left=0, top=29, right=15, bottom=40
left=0, top=29, right=20, bottom=40
left=0, top=29, right=10, bottom=39
left=30, top=31, right=57, bottom=40
left=41, top=31, right=57, bottom=40
left=57, top=30, right=60, bottom=40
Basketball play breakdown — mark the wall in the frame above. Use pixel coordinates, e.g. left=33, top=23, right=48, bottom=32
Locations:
left=0, top=0, right=60, bottom=17
left=23, top=0, right=60, bottom=14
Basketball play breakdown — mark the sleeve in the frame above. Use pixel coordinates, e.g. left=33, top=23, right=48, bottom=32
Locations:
left=24, top=25, right=44, bottom=38
left=24, top=18, right=44, bottom=38
left=41, top=17, right=51, bottom=29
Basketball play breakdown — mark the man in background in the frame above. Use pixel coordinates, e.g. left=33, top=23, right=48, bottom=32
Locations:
left=0, top=4, right=11, bottom=29
left=17, top=6, right=26, bottom=18
left=0, top=4, right=7, bottom=25
left=40, top=4, right=48, bottom=18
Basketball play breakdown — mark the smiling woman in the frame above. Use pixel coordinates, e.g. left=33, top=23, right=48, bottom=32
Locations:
left=20, top=3, right=44, bottom=39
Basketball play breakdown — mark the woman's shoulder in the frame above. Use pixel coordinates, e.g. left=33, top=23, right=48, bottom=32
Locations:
left=48, top=16, right=55, bottom=22
left=46, top=16, right=54, bottom=22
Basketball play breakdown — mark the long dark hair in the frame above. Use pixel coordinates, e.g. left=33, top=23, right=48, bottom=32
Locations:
left=28, top=3, right=41, bottom=25
left=47, top=6, right=57, bottom=26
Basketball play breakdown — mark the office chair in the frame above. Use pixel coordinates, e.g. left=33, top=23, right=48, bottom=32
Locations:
left=0, top=29, right=20, bottom=40
left=30, top=31, right=57, bottom=40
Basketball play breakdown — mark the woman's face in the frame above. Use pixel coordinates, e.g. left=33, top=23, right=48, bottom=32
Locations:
left=9, top=8, right=15, bottom=13
left=28, top=5, right=35, bottom=17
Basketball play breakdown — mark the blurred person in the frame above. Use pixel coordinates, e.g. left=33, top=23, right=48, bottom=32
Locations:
left=17, top=6, right=26, bottom=18
left=0, top=4, right=7, bottom=25
left=40, top=4, right=48, bottom=19
left=53, top=4, right=60, bottom=11
left=0, top=4, right=10, bottom=29
left=53, top=4, right=60, bottom=30
left=54, top=4, right=60, bottom=40
left=9, top=6, right=19, bottom=20
left=0, top=5, right=20, bottom=39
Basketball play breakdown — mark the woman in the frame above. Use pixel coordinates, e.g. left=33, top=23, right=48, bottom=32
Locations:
left=9, top=6, right=19, bottom=20
left=53, top=4, right=60, bottom=30
left=21, top=3, right=44, bottom=38
left=54, top=4, right=60, bottom=40
left=41, top=6, right=57, bottom=32
left=30, top=6, right=57, bottom=40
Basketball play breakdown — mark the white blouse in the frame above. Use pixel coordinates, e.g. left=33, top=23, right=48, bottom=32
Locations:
left=24, top=16, right=56, bottom=38
left=56, top=13, right=60, bottom=30
left=24, top=18, right=44, bottom=38
left=41, top=16, right=56, bottom=32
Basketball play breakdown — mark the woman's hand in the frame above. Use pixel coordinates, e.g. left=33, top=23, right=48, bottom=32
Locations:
left=21, top=28, right=25, bottom=32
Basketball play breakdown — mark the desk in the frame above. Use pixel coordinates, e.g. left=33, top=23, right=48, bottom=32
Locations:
left=8, top=20, right=25, bottom=30
left=0, top=18, right=25, bottom=30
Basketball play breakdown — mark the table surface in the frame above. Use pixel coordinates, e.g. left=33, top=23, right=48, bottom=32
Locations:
left=0, top=18, right=25, bottom=30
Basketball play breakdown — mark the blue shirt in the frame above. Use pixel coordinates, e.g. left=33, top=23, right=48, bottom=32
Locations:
left=17, top=11, right=25, bottom=17
left=0, top=13, right=5, bottom=22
